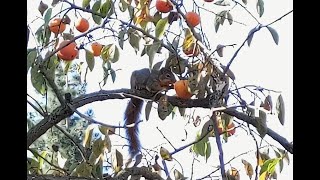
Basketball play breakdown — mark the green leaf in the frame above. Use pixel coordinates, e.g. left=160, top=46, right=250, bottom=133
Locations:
left=205, top=142, right=211, bottom=162
left=100, top=0, right=112, bottom=18
left=110, top=69, right=116, bottom=83
left=178, top=107, right=186, bottom=117
left=82, top=0, right=91, bottom=8
left=157, top=96, right=173, bottom=120
left=44, top=26, right=51, bottom=45
left=193, top=133, right=208, bottom=157
left=92, top=138, right=105, bottom=157
left=83, top=125, right=95, bottom=148
left=44, top=8, right=52, bottom=27
left=247, top=27, right=256, bottom=47
left=216, top=44, right=224, bottom=57
left=284, top=151, right=290, bottom=165
left=174, top=169, right=186, bottom=180
left=260, top=158, right=280, bottom=176
left=38, top=1, right=48, bottom=16
left=141, top=46, right=147, bottom=57
left=147, top=41, right=161, bottom=69
left=171, top=106, right=177, bottom=119
left=92, top=0, right=102, bottom=24
left=101, top=44, right=119, bottom=63
left=74, top=162, right=93, bottom=177
left=38, top=151, right=48, bottom=171
left=102, top=66, right=109, bottom=86
left=85, top=49, right=95, bottom=71
left=172, top=35, right=180, bottom=50
left=46, top=54, right=58, bottom=80
left=279, top=158, right=284, bottom=173
left=267, top=26, right=279, bottom=45
left=145, top=101, right=153, bottom=121
left=256, top=110, right=267, bottom=138
left=31, top=66, right=46, bottom=95
left=111, top=45, right=120, bottom=63
left=214, top=0, right=230, bottom=6
left=256, top=0, right=264, bottom=17
left=128, top=5, right=134, bottom=19
left=27, top=157, right=39, bottom=172
left=276, top=94, right=285, bottom=125
left=27, top=49, right=37, bottom=74
left=92, top=157, right=103, bottom=179
left=153, top=11, right=162, bottom=26
left=155, top=17, right=168, bottom=39
left=62, top=33, right=74, bottom=40
left=119, top=0, right=128, bottom=12
left=35, top=26, right=44, bottom=44
left=52, top=0, right=60, bottom=6
left=214, top=16, right=220, bottom=33
left=118, top=30, right=125, bottom=49
left=219, top=11, right=227, bottom=25
left=227, top=12, right=233, bottom=25
left=129, top=30, right=140, bottom=52
left=64, top=61, right=72, bottom=73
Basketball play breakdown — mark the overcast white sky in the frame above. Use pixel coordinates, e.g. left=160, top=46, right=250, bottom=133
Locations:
left=28, top=0, right=293, bottom=179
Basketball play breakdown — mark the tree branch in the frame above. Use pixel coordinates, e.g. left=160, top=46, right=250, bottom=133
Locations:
left=222, top=109, right=293, bottom=154
left=211, top=112, right=226, bottom=179
left=27, top=89, right=293, bottom=154
left=54, top=124, right=88, bottom=162
left=28, top=166, right=163, bottom=180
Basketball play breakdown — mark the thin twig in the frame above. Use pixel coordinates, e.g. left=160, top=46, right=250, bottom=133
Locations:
left=40, top=68, right=65, bottom=106
left=231, top=85, right=282, bottom=93
left=112, top=18, right=176, bottom=54
left=247, top=124, right=259, bottom=180
left=208, top=44, right=237, bottom=58
left=196, top=5, right=247, bottom=26
left=162, top=160, right=170, bottom=178
left=267, top=10, right=293, bottom=26
left=28, top=148, right=68, bottom=174
left=72, top=108, right=142, bottom=129
left=27, top=100, right=45, bottom=117
left=211, top=112, right=226, bottom=179
left=27, top=94, right=46, bottom=114
left=170, top=127, right=211, bottom=156
left=63, top=0, right=104, bottom=17
left=198, top=144, right=269, bottom=180
left=190, top=157, right=196, bottom=180
left=223, top=24, right=262, bottom=75
left=232, top=0, right=260, bottom=24
left=54, top=124, right=88, bottom=162
left=156, top=127, right=176, bottom=150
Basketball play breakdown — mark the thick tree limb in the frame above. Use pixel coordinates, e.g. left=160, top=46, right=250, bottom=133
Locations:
left=27, top=166, right=163, bottom=180
left=27, top=89, right=293, bottom=154
left=223, top=109, right=293, bottom=154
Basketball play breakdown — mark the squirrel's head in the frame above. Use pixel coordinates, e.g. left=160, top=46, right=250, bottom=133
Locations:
left=159, top=68, right=176, bottom=86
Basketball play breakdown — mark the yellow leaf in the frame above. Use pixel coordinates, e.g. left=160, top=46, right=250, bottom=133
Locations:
left=226, top=167, right=240, bottom=180
left=112, top=149, right=123, bottom=173
left=104, top=134, right=112, bottom=153
left=160, top=147, right=173, bottom=161
left=183, top=28, right=195, bottom=50
left=82, top=124, right=96, bottom=148
left=242, top=159, right=254, bottom=179
left=259, top=171, right=268, bottom=180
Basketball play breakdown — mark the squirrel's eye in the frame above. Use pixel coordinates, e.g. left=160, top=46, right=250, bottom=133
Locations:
left=166, top=74, right=171, bottom=78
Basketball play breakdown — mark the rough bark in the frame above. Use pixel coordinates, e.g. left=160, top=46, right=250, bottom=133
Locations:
left=27, top=89, right=293, bottom=154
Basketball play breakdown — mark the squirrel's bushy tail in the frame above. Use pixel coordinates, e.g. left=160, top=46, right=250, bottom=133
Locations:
left=124, top=98, right=143, bottom=157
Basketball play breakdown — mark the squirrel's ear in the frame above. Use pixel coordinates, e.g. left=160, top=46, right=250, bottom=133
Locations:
left=160, top=68, right=170, bottom=74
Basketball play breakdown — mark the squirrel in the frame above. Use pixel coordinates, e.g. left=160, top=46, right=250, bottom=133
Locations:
left=124, top=68, right=176, bottom=158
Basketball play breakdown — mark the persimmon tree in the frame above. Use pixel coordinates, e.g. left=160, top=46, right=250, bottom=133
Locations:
left=27, top=0, right=293, bottom=179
